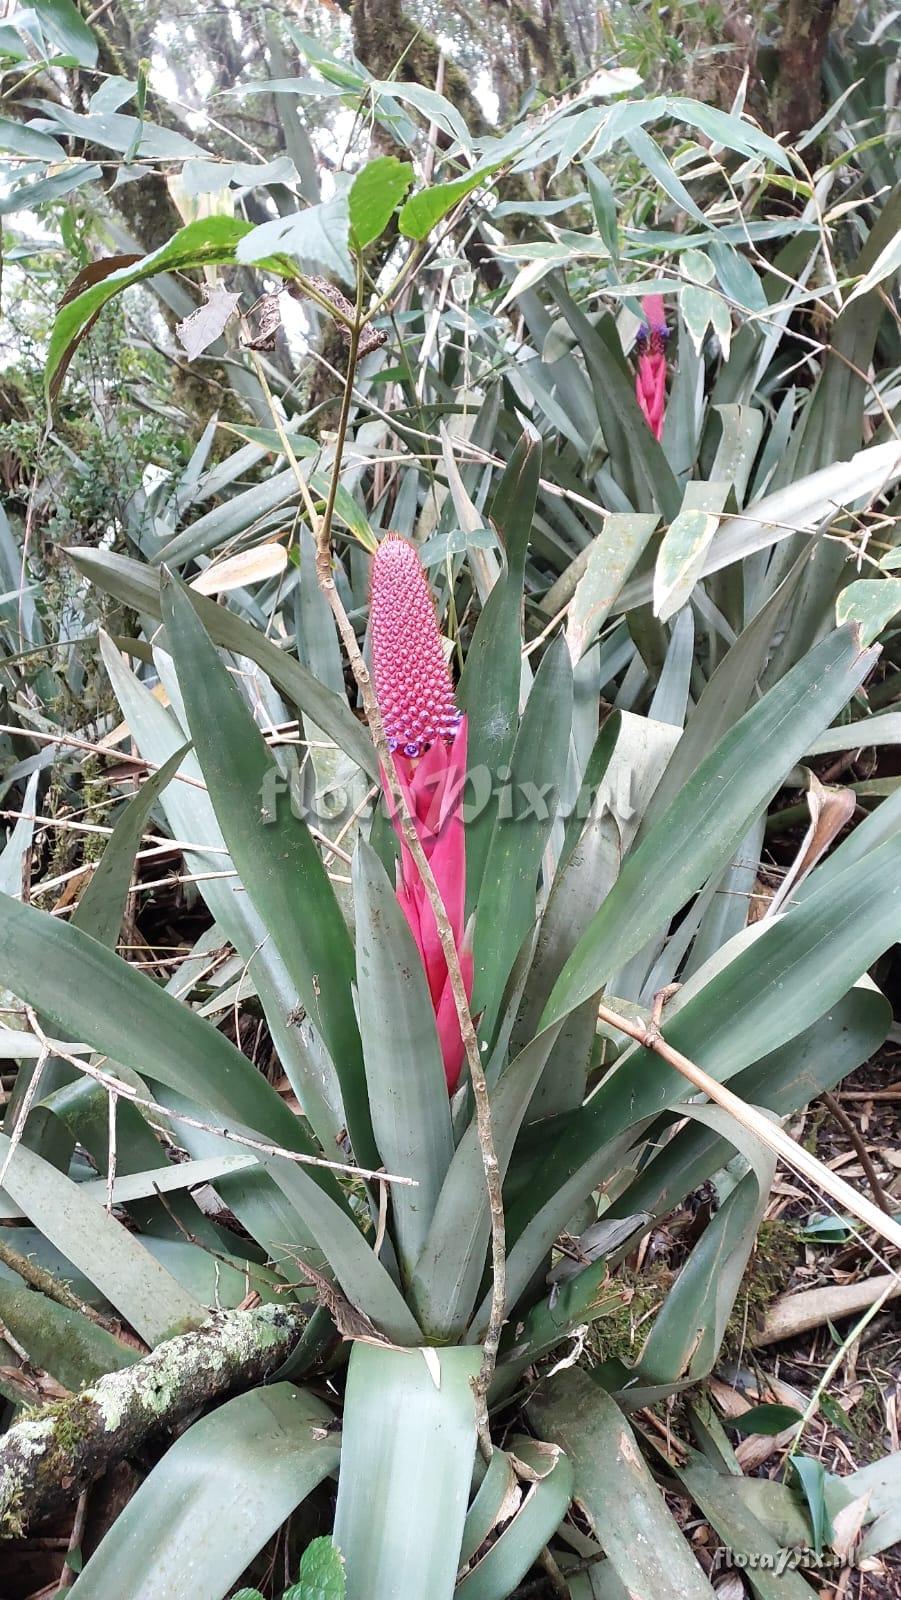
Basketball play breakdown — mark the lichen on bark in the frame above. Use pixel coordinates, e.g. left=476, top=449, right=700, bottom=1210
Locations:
left=0, top=1302, right=308, bottom=1537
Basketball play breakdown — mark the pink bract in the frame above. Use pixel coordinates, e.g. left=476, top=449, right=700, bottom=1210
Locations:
left=635, top=293, right=669, bottom=442
left=370, top=533, right=471, bottom=1093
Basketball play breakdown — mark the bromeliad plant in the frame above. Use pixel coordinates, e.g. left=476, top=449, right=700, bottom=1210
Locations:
left=3, top=69, right=901, bottom=1600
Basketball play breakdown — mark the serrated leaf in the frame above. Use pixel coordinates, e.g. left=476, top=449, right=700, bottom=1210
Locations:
left=236, top=194, right=353, bottom=281
left=349, top=156, right=413, bottom=249
left=398, top=167, right=493, bottom=240
left=286, top=1537, right=346, bottom=1599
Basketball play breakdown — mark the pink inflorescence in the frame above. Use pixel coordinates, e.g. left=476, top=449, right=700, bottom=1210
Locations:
left=370, top=533, right=471, bottom=1094
left=370, top=532, right=461, bottom=758
left=635, top=293, right=669, bottom=441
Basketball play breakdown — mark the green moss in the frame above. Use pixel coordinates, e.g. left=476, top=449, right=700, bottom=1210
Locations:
left=722, top=1219, right=800, bottom=1359
left=587, top=1263, right=675, bottom=1364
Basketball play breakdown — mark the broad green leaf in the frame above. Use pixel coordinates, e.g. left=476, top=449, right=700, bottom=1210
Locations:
left=459, top=433, right=540, bottom=908
left=612, top=984, right=890, bottom=1227
left=46, top=218, right=268, bottom=402
left=160, top=572, right=375, bottom=1171
left=235, top=194, right=353, bottom=283
left=836, top=577, right=901, bottom=647
left=507, top=832, right=901, bottom=1302
left=352, top=841, right=453, bottom=1279
left=0, top=889, right=419, bottom=1337
left=0, top=1135, right=203, bottom=1344
left=617, top=441, right=901, bottom=609
left=349, top=156, right=413, bottom=249
left=100, top=636, right=345, bottom=1156
left=473, top=637, right=574, bottom=1035
left=33, top=0, right=97, bottom=64
left=653, top=507, right=720, bottom=620
left=565, top=514, right=659, bottom=660
left=459, top=1450, right=517, bottom=1566
left=399, top=169, right=491, bottom=240
left=36, top=99, right=202, bottom=157
left=371, top=79, right=472, bottom=151
left=633, top=1107, right=775, bottom=1388
left=666, top=96, right=792, bottom=171
left=733, top=1404, right=804, bottom=1436
left=334, top=1344, right=480, bottom=1600
left=455, top=1437, right=573, bottom=1599
left=790, top=1457, right=833, bottom=1557
left=543, top=627, right=876, bottom=1027
left=69, top=1386, right=339, bottom=1600
left=641, top=547, right=812, bottom=832
left=0, top=893, right=338, bottom=1196
left=626, top=126, right=706, bottom=223
left=68, top=547, right=376, bottom=777
left=529, top=1371, right=716, bottom=1598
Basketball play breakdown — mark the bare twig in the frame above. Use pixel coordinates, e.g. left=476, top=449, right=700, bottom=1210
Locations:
left=598, top=996, right=901, bottom=1257
left=821, top=1089, right=893, bottom=1215
left=22, top=1011, right=415, bottom=1190
left=254, top=265, right=506, bottom=1453
left=55, top=1490, right=88, bottom=1592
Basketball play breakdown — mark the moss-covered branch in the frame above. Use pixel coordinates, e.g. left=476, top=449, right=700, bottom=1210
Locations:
left=0, top=1302, right=308, bottom=1537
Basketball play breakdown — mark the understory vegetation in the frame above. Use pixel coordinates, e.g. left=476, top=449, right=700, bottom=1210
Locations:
left=0, top=1, right=900, bottom=1596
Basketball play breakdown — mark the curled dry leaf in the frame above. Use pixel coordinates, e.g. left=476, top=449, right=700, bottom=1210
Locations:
left=176, top=283, right=241, bottom=361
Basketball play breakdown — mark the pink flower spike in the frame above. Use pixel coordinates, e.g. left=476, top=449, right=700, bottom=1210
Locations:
left=370, top=533, right=471, bottom=1094
left=635, top=294, right=669, bottom=441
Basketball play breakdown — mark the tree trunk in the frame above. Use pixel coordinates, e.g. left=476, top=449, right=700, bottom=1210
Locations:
left=773, top=0, right=839, bottom=139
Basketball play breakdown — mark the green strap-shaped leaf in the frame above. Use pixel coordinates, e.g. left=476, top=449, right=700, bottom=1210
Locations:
left=69, top=1385, right=339, bottom=1600
left=473, top=635, right=573, bottom=1037
left=333, top=1343, right=480, bottom=1600
left=0, top=1134, right=203, bottom=1344
left=632, top=1106, right=776, bottom=1389
left=459, top=433, right=541, bottom=910
left=0, top=1279, right=139, bottom=1390
left=528, top=1371, right=716, bottom=1599
left=74, top=744, right=189, bottom=948
left=410, top=1027, right=561, bottom=1341
left=455, top=1437, right=573, bottom=1600
left=160, top=571, right=376, bottom=1171
left=542, top=626, right=877, bottom=1028
left=500, top=831, right=901, bottom=1312
left=68, top=546, right=376, bottom=777
left=0, top=892, right=338, bottom=1195
left=352, top=840, right=453, bottom=1280
left=678, top=1464, right=819, bottom=1600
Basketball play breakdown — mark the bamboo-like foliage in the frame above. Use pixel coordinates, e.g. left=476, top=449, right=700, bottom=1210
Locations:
left=1, top=26, right=901, bottom=1600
